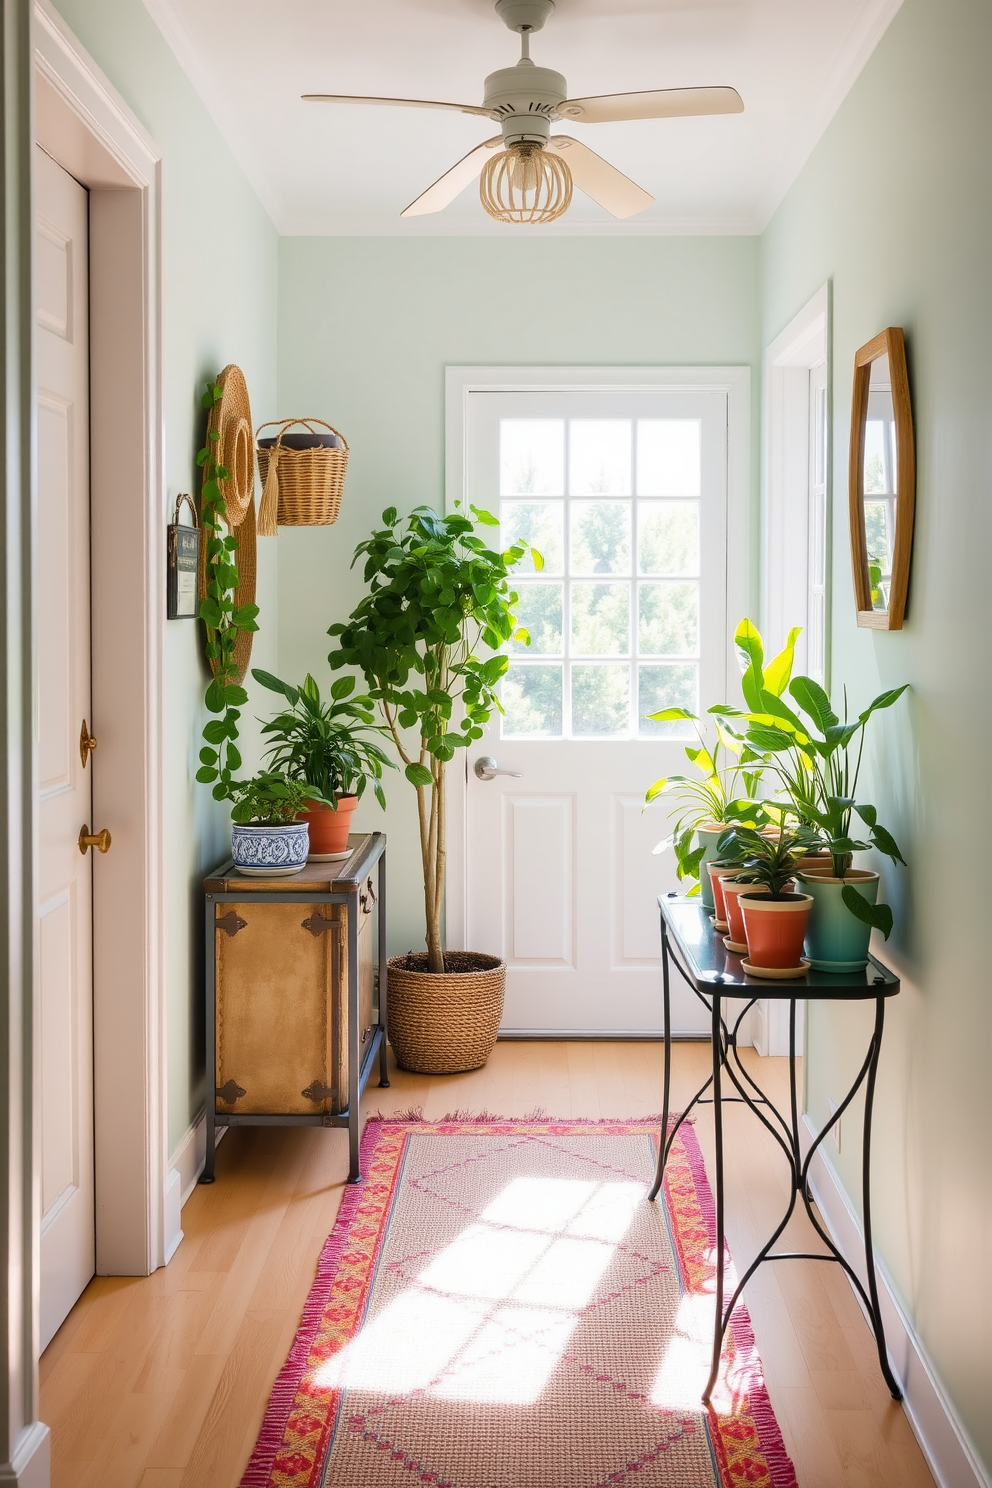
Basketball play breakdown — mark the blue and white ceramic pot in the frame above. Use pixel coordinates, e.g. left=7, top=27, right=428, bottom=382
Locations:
left=799, top=868, right=880, bottom=971
left=696, top=823, right=728, bottom=911
left=231, top=820, right=309, bottom=876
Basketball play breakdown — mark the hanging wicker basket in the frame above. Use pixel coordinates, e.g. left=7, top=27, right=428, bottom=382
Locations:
left=386, top=953, right=505, bottom=1074
left=255, top=418, right=349, bottom=535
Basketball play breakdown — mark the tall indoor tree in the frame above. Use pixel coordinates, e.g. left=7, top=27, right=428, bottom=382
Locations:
left=329, top=504, right=537, bottom=973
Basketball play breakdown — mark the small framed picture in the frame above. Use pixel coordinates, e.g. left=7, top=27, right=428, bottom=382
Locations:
left=167, top=493, right=201, bottom=619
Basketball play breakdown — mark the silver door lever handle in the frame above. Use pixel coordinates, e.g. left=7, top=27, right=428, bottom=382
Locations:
left=474, top=755, right=523, bottom=782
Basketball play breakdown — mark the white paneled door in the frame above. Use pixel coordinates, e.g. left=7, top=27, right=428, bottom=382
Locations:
left=463, top=390, right=730, bottom=1036
left=36, top=146, right=96, bottom=1348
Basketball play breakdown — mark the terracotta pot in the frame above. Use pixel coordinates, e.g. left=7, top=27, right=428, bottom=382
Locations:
left=798, top=868, right=881, bottom=971
left=707, top=862, right=741, bottom=930
left=696, top=823, right=728, bottom=911
left=299, top=794, right=358, bottom=859
left=740, top=891, right=812, bottom=970
left=722, top=879, right=770, bottom=952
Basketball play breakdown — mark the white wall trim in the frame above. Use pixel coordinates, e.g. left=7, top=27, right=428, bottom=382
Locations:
left=0, top=1424, right=51, bottom=1488
left=762, top=282, right=830, bottom=668
left=443, top=364, right=752, bottom=954
left=168, top=1112, right=227, bottom=1228
left=803, top=1116, right=990, bottom=1488
left=756, top=286, right=831, bottom=1058
left=33, top=0, right=169, bottom=1280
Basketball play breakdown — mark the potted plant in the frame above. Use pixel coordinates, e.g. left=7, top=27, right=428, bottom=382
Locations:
left=644, top=620, right=801, bottom=906
left=733, top=670, right=908, bottom=970
left=251, top=668, right=394, bottom=860
left=716, top=819, right=821, bottom=977
left=328, top=503, right=534, bottom=1073
left=227, top=771, right=322, bottom=876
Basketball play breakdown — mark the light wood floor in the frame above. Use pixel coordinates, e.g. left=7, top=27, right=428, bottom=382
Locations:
left=41, top=1041, right=935, bottom=1488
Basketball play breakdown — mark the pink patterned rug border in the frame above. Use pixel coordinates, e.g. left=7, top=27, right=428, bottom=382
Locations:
left=240, top=1114, right=798, bottom=1488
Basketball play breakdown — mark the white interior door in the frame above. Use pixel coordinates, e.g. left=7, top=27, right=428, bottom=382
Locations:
left=462, top=389, right=730, bottom=1036
left=35, top=145, right=96, bottom=1348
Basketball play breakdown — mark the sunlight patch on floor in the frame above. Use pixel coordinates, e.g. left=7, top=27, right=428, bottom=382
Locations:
left=313, top=1174, right=646, bottom=1405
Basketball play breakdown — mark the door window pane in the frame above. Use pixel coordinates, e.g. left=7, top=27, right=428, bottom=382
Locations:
left=508, top=583, right=563, bottom=655
left=571, top=583, right=629, bottom=656
left=502, top=665, right=563, bottom=737
left=638, top=582, right=698, bottom=657
left=638, top=663, right=698, bottom=738
left=500, top=421, right=564, bottom=496
left=572, top=665, right=629, bottom=736
left=570, top=501, right=631, bottom=576
left=569, top=421, right=631, bottom=496
left=501, top=501, right=564, bottom=574
left=637, top=501, right=699, bottom=576
left=637, top=420, right=701, bottom=496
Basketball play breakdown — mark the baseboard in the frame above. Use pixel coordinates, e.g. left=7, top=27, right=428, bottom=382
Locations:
left=496, top=1028, right=718, bottom=1041
left=0, top=1423, right=50, bottom=1487
left=165, top=1110, right=227, bottom=1261
left=802, top=1115, right=990, bottom=1488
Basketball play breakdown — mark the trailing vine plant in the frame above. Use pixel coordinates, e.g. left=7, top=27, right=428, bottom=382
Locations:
left=194, top=378, right=259, bottom=801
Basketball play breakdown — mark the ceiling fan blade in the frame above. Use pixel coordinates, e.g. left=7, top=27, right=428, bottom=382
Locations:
left=547, top=137, right=653, bottom=218
left=401, top=137, right=504, bottom=218
left=557, top=86, right=744, bottom=124
left=303, top=93, right=498, bottom=120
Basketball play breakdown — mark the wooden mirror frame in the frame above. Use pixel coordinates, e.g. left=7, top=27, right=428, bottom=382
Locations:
left=849, top=326, right=915, bottom=630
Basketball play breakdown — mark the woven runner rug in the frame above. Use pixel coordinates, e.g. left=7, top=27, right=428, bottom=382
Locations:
left=241, top=1117, right=797, bottom=1488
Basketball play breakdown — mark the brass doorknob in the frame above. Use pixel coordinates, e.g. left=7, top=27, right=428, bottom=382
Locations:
left=78, top=824, right=111, bottom=855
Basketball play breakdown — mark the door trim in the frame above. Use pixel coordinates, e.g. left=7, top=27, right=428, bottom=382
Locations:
left=33, top=0, right=167, bottom=1281
left=443, top=365, right=752, bottom=956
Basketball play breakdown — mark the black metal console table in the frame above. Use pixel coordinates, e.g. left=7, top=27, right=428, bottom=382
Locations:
left=201, top=833, right=388, bottom=1186
left=649, top=895, right=901, bottom=1403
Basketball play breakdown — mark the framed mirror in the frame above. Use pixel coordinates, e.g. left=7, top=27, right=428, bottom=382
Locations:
left=849, top=327, right=915, bottom=629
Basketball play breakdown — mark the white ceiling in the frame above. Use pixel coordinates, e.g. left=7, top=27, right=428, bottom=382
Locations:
left=144, top=0, right=903, bottom=236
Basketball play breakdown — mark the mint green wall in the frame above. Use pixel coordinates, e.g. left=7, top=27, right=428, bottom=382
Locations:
left=275, top=236, right=761, bottom=954
left=51, top=0, right=281, bottom=1156
left=762, top=0, right=992, bottom=1466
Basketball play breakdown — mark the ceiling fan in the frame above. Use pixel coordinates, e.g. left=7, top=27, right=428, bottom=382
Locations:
left=304, top=0, right=743, bottom=224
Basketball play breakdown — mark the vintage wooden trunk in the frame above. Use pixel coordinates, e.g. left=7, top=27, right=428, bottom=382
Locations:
left=204, top=839, right=383, bottom=1131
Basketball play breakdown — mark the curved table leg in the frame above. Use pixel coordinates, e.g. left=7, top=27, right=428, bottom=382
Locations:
left=862, top=995, right=902, bottom=1399
left=703, top=990, right=725, bottom=1403
left=648, top=913, right=673, bottom=1202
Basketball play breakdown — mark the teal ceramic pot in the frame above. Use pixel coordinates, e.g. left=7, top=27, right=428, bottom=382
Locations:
left=696, top=823, right=728, bottom=911
left=798, top=869, right=880, bottom=970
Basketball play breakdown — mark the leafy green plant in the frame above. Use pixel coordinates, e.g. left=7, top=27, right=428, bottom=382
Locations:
left=251, top=668, right=394, bottom=807
left=644, top=621, right=802, bottom=890
left=329, top=504, right=535, bottom=973
left=194, top=379, right=259, bottom=802
left=228, top=771, right=321, bottom=826
left=722, top=631, right=907, bottom=936
left=716, top=819, right=824, bottom=900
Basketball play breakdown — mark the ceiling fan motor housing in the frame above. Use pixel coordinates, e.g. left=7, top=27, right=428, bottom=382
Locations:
left=484, top=63, right=566, bottom=146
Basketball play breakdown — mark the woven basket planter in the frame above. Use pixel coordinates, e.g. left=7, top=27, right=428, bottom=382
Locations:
left=255, top=418, right=349, bottom=535
left=386, top=952, right=505, bottom=1074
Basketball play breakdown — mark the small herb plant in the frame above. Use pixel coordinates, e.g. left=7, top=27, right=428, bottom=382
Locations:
left=251, top=668, right=394, bottom=807
left=195, top=378, right=259, bottom=802
left=227, top=771, right=320, bottom=826
left=329, top=504, right=535, bottom=973
left=716, top=819, right=823, bottom=901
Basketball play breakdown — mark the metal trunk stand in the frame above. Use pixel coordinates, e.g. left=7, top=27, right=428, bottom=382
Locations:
left=200, top=833, right=389, bottom=1186
left=649, top=895, right=902, bottom=1404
